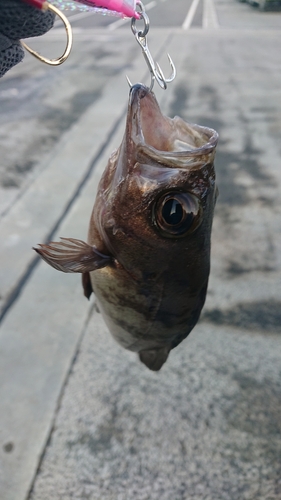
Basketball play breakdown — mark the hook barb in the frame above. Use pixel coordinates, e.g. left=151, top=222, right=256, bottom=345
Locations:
left=158, top=54, right=177, bottom=84
left=126, top=75, right=133, bottom=88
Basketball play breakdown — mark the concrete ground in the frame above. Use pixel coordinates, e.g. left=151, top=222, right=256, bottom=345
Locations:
left=0, top=1, right=281, bottom=499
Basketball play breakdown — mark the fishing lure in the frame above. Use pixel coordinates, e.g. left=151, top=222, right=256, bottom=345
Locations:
left=21, top=0, right=176, bottom=91
left=23, top=0, right=140, bottom=18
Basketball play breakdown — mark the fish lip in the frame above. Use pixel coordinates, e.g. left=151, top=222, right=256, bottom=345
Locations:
left=128, top=83, right=151, bottom=142
left=129, top=83, right=149, bottom=102
left=128, top=84, right=219, bottom=167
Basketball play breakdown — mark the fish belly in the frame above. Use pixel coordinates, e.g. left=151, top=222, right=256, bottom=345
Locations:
left=90, top=266, right=206, bottom=354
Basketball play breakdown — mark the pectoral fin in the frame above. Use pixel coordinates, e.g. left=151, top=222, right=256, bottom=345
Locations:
left=34, top=238, right=111, bottom=273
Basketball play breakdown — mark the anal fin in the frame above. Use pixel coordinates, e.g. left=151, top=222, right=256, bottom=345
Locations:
left=139, top=346, right=170, bottom=371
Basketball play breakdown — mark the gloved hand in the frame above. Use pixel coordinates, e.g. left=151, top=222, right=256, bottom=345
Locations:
left=0, top=0, right=55, bottom=77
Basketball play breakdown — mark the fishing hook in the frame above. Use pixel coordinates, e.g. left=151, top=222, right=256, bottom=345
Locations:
left=129, top=1, right=176, bottom=91
left=21, top=1, right=73, bottom=66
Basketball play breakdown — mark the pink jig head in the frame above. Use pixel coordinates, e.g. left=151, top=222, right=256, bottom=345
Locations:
left=23, top=0, right=140, bottom=18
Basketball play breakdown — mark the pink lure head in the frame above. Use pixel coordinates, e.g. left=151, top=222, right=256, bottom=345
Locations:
left=86, top=0, right=141, bottom=18
left=24, top=0, right=141, bottom=18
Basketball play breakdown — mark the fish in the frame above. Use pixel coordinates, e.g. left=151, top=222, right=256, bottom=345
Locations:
left=35, top=84, right=219, bottom=371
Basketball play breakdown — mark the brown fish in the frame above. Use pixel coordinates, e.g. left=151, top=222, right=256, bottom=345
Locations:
left=35, top=84, right=218, bottom=371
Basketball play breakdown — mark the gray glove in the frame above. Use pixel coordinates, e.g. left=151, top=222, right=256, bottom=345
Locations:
left=0, top=0, right=55, bottom=77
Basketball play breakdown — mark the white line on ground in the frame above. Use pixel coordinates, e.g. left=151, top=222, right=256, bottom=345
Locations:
left=144, top=0, right=158, bottom=8
left=182, top=0, right=201, bottom=30
left=202, top=0, right=219, bottom=28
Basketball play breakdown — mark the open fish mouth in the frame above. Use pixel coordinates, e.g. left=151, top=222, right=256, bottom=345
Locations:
left=128, top=83, right=219, bottom=167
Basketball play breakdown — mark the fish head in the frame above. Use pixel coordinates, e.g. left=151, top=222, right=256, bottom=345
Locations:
left=90, top=84, right=219, bottom=284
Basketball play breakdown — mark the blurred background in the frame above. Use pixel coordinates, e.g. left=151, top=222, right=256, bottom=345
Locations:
left=0, top=1, right=281, bottom=499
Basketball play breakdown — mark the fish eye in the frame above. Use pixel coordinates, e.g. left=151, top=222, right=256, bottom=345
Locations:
left=153, top=192, right=202, bottom=237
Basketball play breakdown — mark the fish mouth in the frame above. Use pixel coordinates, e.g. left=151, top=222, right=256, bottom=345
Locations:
left=128, top=84, right=218, bottom=167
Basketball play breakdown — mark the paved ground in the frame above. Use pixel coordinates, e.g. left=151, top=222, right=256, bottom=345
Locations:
left=0, top=1, right=281, bottom=499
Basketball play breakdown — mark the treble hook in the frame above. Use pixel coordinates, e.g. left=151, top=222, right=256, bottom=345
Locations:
left=129, top=1, right=176, bottom=92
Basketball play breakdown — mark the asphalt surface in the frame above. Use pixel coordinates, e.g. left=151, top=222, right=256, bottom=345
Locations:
left=0, top=1, right=281, bottom=499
